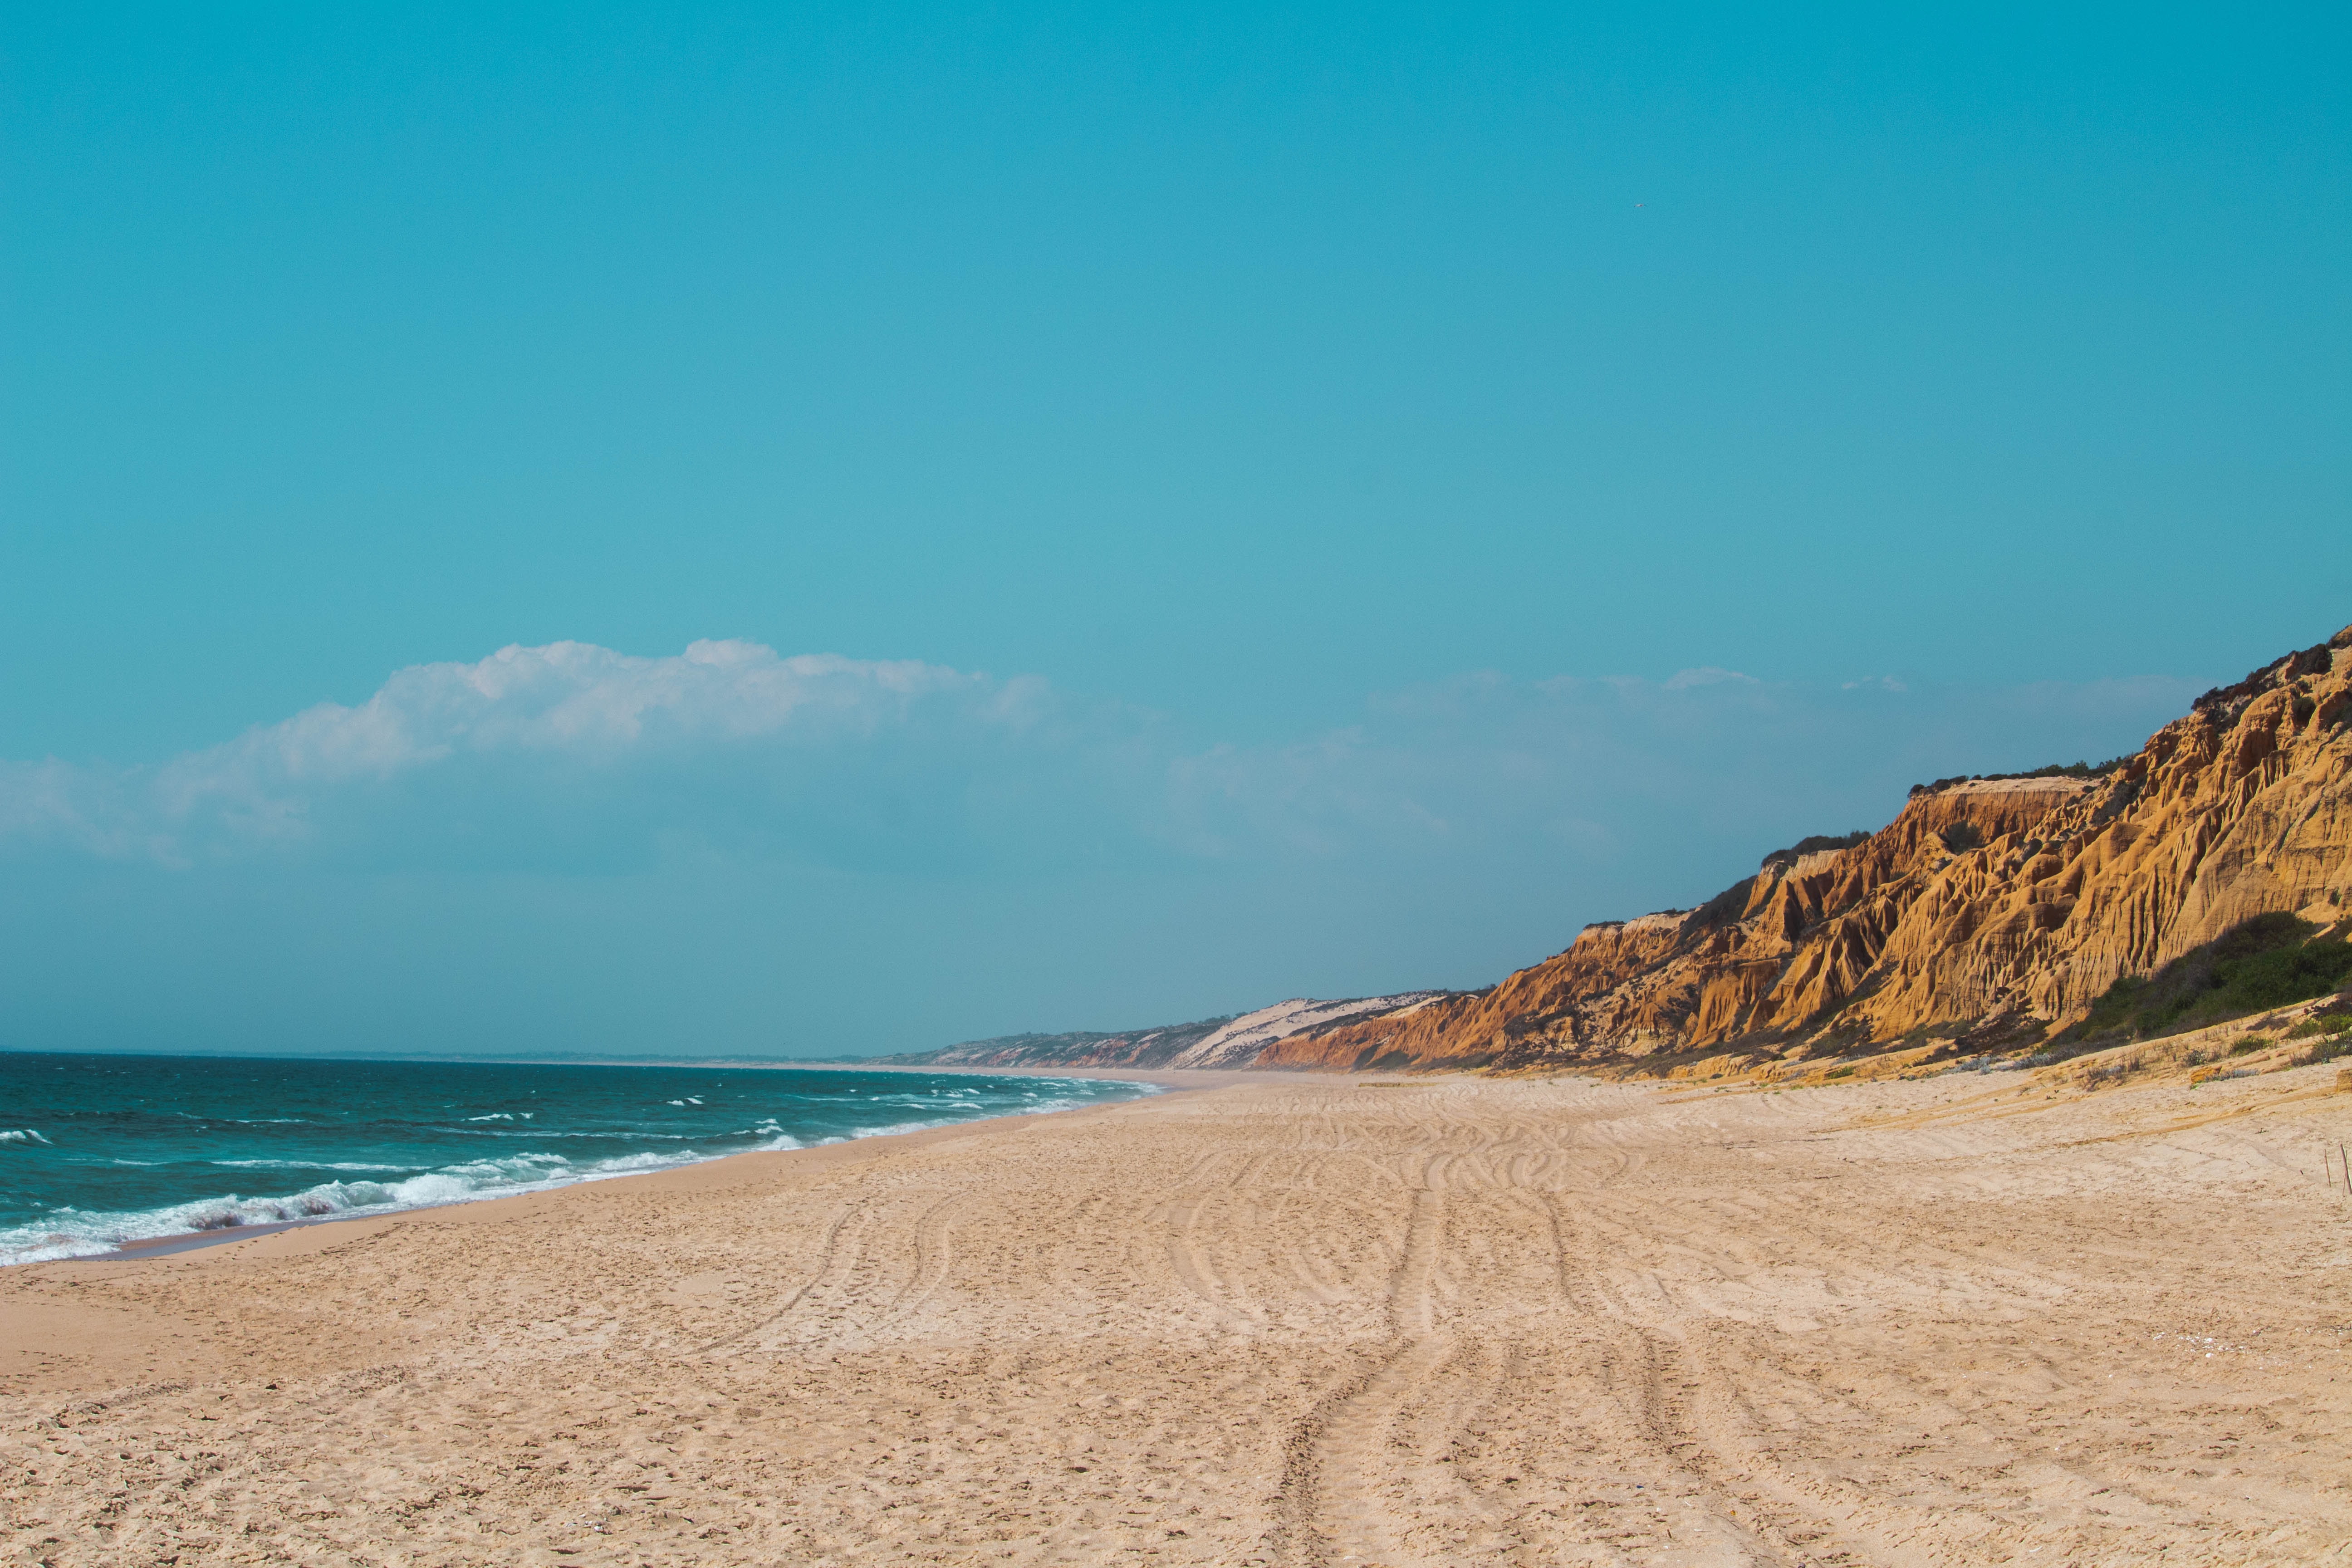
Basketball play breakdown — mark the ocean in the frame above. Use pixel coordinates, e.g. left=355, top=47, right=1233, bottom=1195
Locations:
left=0, top=1052, right=1153, bottom=1265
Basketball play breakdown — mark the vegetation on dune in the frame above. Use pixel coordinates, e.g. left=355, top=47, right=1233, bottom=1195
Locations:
left=2067, top=914, right=2352, bottom=1044
left=1908, top=757, right=2135, bottom=798
left=1760, top=830, right=1872, bottom=866
left=2192, top=640, right=2338, bottom=715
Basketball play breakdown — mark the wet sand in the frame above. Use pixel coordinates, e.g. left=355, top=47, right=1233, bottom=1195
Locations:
left=5, top=1064, right=2350, bottom=1565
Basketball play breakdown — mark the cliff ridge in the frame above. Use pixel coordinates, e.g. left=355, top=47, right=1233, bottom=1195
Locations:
left=1260, top=624, right=2352, bottom=1074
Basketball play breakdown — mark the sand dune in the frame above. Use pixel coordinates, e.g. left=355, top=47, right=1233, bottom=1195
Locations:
left=5, top=1065, right=2351, bottom=1565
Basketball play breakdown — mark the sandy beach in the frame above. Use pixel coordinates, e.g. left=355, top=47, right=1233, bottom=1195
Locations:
left=5, top=1064, right=2351, bottom=1566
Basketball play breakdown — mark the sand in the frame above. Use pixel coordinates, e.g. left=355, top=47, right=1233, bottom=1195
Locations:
left=5, top=1063, right=2352, bottom=1566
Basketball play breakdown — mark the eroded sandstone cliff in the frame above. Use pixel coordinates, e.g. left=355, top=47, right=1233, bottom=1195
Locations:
left=1257, top=626, right=2352, bottom=1074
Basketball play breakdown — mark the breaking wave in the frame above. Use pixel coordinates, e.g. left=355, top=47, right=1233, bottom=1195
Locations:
left=0, top=1147, right=713, bottom=1266
left=0, top=1075, right=1156, bottom=1266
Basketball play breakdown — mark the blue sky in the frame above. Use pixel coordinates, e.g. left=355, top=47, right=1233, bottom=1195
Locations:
left=1, top=5, right=2344, bottom=1056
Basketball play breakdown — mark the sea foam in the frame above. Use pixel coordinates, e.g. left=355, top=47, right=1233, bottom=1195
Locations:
left=0, top=1069, right=1159, bottom=1266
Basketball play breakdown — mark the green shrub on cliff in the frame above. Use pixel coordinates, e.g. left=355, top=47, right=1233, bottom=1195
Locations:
left=1908, top=757, right=2135, bottom=797
left=2070, top=914, right=2352, bottom=1043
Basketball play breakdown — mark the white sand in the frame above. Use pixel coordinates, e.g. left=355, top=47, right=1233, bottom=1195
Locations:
left=5, top=1063, right=2350, bottom=1565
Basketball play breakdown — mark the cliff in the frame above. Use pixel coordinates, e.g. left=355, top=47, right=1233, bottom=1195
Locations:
left=1258, top=626, right=2352, bottom=1074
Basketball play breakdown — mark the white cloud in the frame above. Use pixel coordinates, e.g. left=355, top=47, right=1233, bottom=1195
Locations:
left=1662, top=666, right=1761, bottom=690
left=3, top=642, right=1051, bottom=867
left=217, top=639, right=1002, bottom=775
left=0, top=641, right=2208, bottom=893
left=0, top=756, right=144, bottom=860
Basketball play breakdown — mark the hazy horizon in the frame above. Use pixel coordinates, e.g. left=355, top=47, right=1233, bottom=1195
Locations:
left=0, top=639, right=2222, bottom=1057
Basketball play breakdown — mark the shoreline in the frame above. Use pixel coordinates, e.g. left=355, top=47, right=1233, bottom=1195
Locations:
left=11, top=1065, right=1279, bottom=1270
left=19, top=1035, right=2319, bottom=1269
left=5, top=1064, right=2345, bottom=1563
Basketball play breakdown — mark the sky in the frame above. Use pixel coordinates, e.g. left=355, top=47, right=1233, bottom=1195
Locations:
left=1, top=4, right=2345, bottom=1057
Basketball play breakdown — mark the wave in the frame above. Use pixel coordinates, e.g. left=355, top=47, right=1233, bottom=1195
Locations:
left=0, top=1129, right=51, bottom=1145
left=0, top=1147, right=713, bottom=1266
left=0, top=1081, right=1158, bottom=1266
left=441, top=1126, right=693, bottom=1140
left=208, top=1159, right=416, bottom=1174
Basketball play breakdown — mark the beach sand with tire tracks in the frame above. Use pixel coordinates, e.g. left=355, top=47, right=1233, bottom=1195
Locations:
left=5, top=1064, right=2351, bottom=1565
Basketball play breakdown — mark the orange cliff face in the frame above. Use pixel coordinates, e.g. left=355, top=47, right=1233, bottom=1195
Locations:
left=1255, top=627, right=2352, bottom=1074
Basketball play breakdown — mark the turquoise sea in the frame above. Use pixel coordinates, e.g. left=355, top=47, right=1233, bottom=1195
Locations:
left=0, top=1053, right=1151, bottom=1264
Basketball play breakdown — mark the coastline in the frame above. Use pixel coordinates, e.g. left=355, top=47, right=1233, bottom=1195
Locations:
left=9, top=1063, right=1260, bottom=1269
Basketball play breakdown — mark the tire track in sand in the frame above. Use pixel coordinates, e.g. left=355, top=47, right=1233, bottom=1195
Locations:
left=694, top=1194, right=870, bottom=1356
left=1533, top=1188, right=1927, bottom=1566
left=881, top=1190, right=965, bottom=1328
left=1163, top=1152, right=1269, bottom=1333
left=1266, top=1149, right=1453, bottom=1567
